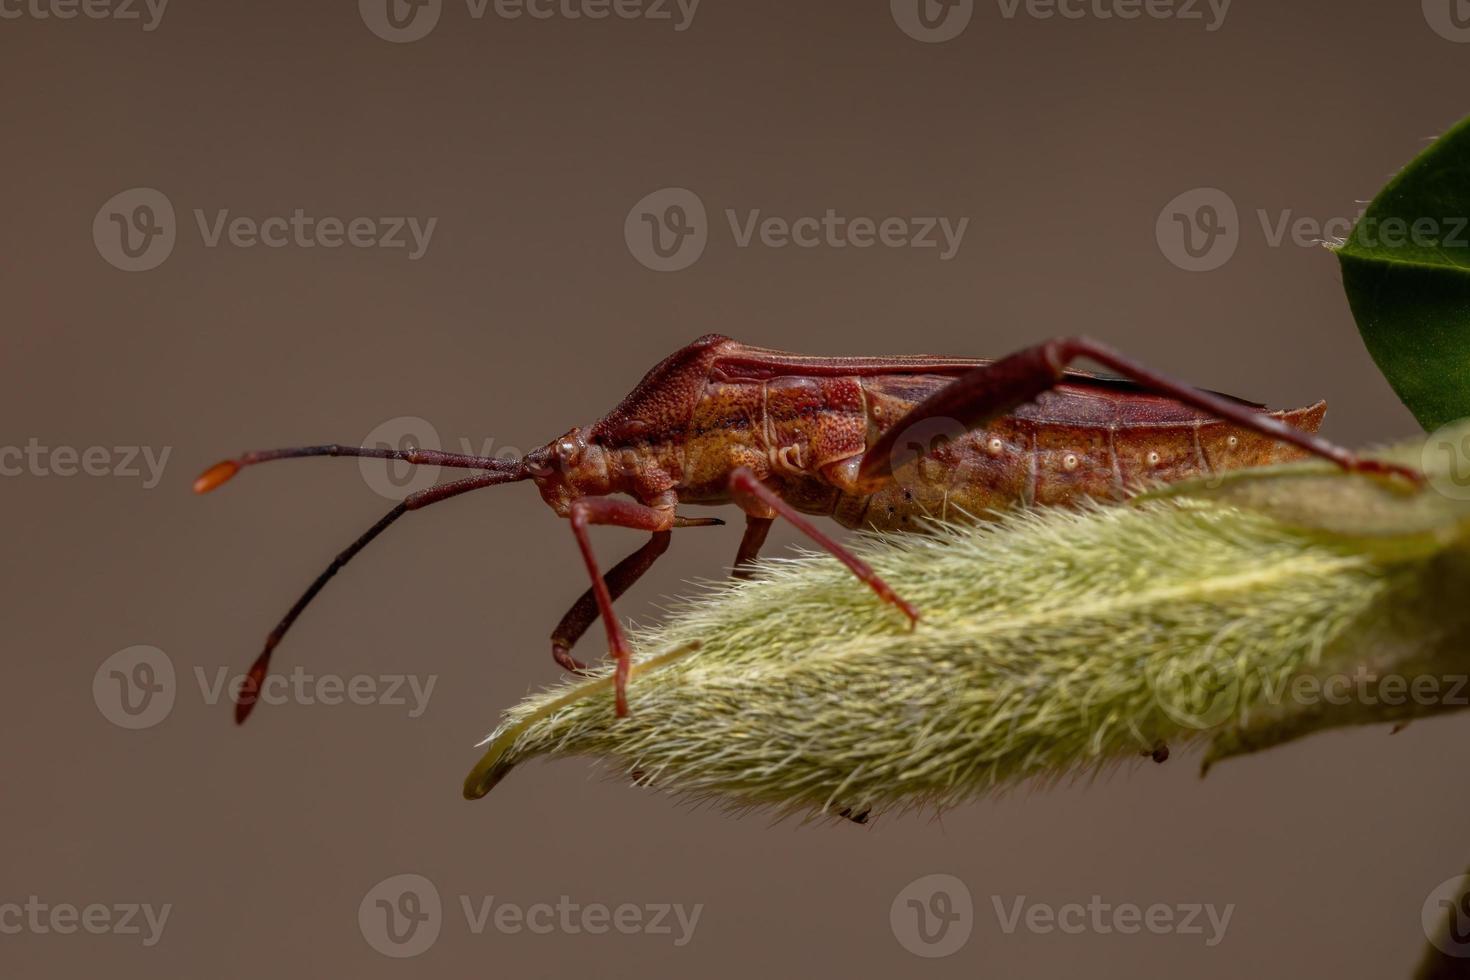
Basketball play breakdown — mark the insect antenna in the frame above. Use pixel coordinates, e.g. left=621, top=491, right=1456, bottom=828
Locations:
left=194, top=449, right=528, bottom=723
left=193, top=443, right=512, bottom=493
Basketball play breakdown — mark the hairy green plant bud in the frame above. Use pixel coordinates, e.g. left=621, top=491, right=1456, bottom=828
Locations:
left=465, top=424, right=1470, bottom=820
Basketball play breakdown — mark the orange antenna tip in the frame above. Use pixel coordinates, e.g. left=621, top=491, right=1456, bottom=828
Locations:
left=193, top=460, right=240, bottom=494
left=234, top=658, right=267, bottom=725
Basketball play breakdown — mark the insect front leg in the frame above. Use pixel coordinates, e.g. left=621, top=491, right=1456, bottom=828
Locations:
left=856, top=336, right=1424, bottom=489
left=727, top=467, right=919, bottom=624
left=550, top=532, right=672, bottom=674
left=565, top=496, right=678, bottom=717
left=549, top=513, right=722, bottom=674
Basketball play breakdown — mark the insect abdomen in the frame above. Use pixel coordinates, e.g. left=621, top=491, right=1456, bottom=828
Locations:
left=833, top=402, right=1328, bottom=532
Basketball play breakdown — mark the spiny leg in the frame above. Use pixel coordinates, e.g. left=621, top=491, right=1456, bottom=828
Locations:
left=857, top=336, right=1423, bottom=489
left=566, top=497, right=677, bottom=717
left=731, top=514, right=774, bottom=581
left=728, top=468, right=918, bottom=624
left=234, top=471, right=515, bottom=723
left=551, top=532, right=672, bottom=674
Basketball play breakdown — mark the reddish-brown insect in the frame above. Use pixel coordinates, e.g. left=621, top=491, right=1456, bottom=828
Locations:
left=195, top=334, right=1421, bottom=720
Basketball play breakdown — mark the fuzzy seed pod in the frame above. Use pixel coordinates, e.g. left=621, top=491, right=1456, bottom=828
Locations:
left=466, top=426, right=1470, bottom=820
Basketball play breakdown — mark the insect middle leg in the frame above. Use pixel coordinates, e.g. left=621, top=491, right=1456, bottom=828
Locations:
left=857, top=335, right=1423, bottom=489
left=731, top=514, right=774, bottom=580
left=727, top=468, right=919, bottom=624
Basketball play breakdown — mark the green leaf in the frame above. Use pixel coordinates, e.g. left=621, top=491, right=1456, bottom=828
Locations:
left=1337, top=115, right=1470, bottom=431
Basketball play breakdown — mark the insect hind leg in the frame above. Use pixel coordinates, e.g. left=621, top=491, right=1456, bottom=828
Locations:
left=855, top=336, right=1423, bottom=490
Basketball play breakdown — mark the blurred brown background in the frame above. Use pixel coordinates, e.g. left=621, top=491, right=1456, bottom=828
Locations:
left=4, top=0, right=1470, bottom=976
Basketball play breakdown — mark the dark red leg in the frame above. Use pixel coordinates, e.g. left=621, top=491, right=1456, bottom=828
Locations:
left=566, top=497, right=677, bottom=717
left=728, top=468, right=918, bottom=624
left=857, top=336, right=1424, bottom=489
left=235, top=470, right=518, bottom=723
left=731, top=514, right=774, bottom=580
left=551, top=532, right=672, bottom=674
left=551, top=514, right=722, bottom=673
